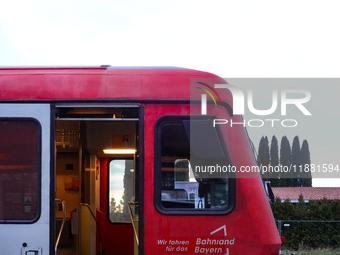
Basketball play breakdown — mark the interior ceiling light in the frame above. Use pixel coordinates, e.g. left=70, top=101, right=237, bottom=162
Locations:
left=103, top=149, right=136, bottom=154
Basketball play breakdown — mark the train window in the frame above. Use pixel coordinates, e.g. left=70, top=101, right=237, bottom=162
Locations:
left=0, top=119, right=41, bottom=223
left=154, top=115, right=235, bottom=215
left=108, top=159, right=134, bottom=222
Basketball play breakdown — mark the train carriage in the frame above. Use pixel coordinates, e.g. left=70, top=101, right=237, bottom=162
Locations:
left=0, top=66, right=281, bottom=255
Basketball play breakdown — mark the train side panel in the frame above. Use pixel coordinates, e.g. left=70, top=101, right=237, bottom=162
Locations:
left=143, top=102, right=281, bottom=255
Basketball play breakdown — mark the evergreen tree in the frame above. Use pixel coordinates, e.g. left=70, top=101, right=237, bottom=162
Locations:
left=300, top=140, right=312, bottom=187
left=263, top=136, right=270, bottom=167
left=258, top=136, right=265, bottom=164
left=258, top=136, right=270, bottom=179
left=280, top=136, right=291, bottom=186
left=260, top=135, right=312, bottom=187
left=291, top=136, right=301, bottom=186
left=270, top=135, right=279, bottom=187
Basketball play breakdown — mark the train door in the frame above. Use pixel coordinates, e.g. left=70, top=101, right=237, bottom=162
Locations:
left=0, top=104, right=53, bottom=255
left=54, top=105, right=142, bottom=255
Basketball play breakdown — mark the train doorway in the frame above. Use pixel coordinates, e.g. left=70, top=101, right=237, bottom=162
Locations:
left=54, top=105, right=142, bottom=255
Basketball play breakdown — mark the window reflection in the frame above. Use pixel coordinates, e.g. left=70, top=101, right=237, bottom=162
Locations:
left=109, top=159, right=134, bottom=222
left=158, top=116, right=230, bottom=211
left=0, top=119, right=41, bottom=223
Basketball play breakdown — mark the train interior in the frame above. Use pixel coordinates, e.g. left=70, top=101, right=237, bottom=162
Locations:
left=55, top=106, right=140, bottom=255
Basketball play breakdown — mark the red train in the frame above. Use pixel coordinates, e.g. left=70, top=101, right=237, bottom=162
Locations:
left=0, top=66, right=281, bottom=255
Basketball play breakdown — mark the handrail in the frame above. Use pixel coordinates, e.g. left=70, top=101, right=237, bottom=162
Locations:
left=79, top=203, right=103, bottom=255
left=55, top=199, right=66, bottom=255
left=128, top=201, right=139, bottom=247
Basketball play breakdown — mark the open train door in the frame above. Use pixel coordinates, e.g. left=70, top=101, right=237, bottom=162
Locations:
left=0, top=104, right=54, bottom=255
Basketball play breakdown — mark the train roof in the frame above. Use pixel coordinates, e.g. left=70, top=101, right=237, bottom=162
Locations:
left=0, top=66, right=231, bottom=102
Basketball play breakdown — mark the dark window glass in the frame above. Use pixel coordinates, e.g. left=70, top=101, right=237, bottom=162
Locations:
left=155, top=116, right=234, bottom=214
left=0, top=119, right=41, bottom=223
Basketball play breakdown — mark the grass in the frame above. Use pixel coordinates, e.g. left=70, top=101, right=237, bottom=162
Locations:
left=281, top=248, right=340, bottom=255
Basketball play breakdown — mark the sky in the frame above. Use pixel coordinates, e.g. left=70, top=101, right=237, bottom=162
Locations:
left=1, top=0, right=339, bottom=186
left=109, top=160, right=126, bottom=203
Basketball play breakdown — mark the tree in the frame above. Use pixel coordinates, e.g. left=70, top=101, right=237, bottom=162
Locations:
left=258, top=136, right=270, bottom=179
left=259, top=135, right=312, bottom=187
left=291, top=136, right=301, bottom=186
left=270, top=135, right=279, bottom=186
left=258, top=136, right=265, bottom=164
left=280, top=136, right=291, bottom=186
left=300, top=140, right=312, bottom=187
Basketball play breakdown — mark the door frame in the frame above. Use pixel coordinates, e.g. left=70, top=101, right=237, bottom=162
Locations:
left=50, top=104, right=56, bottom=255
left=138, top=105, right=145, bottom=255
left=53, top=103, right=145, bottom=255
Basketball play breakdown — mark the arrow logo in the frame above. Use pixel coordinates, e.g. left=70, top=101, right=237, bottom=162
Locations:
left=210, top=225, right=227, bottom=236
left=225, top=248, right=229, bottom=255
